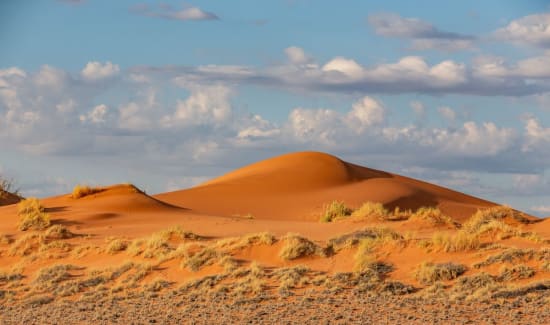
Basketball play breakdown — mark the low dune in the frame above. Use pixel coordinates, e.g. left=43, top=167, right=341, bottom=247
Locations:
left=156, top=151, right=497, bottom=222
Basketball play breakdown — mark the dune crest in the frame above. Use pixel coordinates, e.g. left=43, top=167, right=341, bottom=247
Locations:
left=155, top=151, right=498, bottom=221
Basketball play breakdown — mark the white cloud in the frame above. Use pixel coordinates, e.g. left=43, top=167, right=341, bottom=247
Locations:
left=322, top=57, right=364, bottom=79
left=368, top=13, right=474, bottom=51
left=494, top=13, right=550, bottom=48
left=80, top=104, right=109, bottom=124
left=523, top=116, right=550, bottom=151
left=438, top=106, right=456, bottom=121
left=81, top=61, right=120, bottom=81
left=132, top=4, right=219, bottom=21
left=161, top=85, right=232, bottom=128
left=346, top=96, right=385, bottom=132
left=285, top=46, right=312, bottom=65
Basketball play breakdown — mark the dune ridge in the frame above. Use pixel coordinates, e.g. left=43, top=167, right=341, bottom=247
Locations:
left=155, top=151, right=499, bottom=222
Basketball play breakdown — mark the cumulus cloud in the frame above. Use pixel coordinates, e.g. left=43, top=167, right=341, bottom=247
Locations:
left=131, top=4, right=219, bottom=21
left=438, top=106, right=456, bottom=121
left=81, top=61, right=120, bottom=81
left=285, top=46, right=313, bottom=65
left=161, top=85, right=232, bottom=128
left=494, top=13, right=550, bottom=48
left=368, top=13, right=475, bottom=51
left=130, top=48, right=550, bottom=96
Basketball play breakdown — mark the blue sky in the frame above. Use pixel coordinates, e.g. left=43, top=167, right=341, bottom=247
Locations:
left=1, top=0, right=550, bottom=216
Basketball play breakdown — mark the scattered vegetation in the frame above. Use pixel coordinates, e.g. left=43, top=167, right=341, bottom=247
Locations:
left=498, top=264, right=535, bottom=281
left=414, top=262, right=467, bottom=285
left=279, top=233, right=326, bottom=260
left=17, top=198, right=50, bottom=231
left=350, top=202, right=389, bottom=221
left=71, top=185, right=102, bottom=199
left=430, top=231, right=481, bottom=252
left=408, top=207, right=456, bottom=227
left=182, top=247, right=223, bottom=271
left=106, top=238, right=128, bottom=254
left=319, top=201, right=352, bottom=222
left=44, top=225, right=74, bottom=240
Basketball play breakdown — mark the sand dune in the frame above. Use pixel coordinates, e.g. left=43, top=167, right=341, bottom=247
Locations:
left=155, top=151, right=497, bottom=222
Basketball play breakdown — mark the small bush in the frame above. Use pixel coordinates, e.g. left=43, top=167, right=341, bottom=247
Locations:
left=182, top=248, right=221, bottom=271
left=33, top=264, right=78, bottom=290
left=106, top=238, right=128, bottom=254
left=431, top=231, right=481, bottom=252
left=320, top=201, right=352, bottom=222
left=17, top=198, right=50, bottom=231
left=279, top=233, right=325, bottom=260
left=350, top=202, right=389, bottom=221
left=408, top=207, right=455, bottom=226
left=498, top=264, right=535, bottom=281
left=414, top=262, right=466, bottom=285
left=71, top=185, right=102, bottom=199
left=463, top=206, right=530, bottom=234
left=44, top=225, right=74, bottom=240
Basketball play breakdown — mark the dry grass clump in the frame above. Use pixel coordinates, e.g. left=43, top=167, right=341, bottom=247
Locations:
left=182, top=247, right=223, bottom=271
left=408, top=207, right=456, bottom=227
left=350, top=202, right=389, bottom=221
left=498, top=264, right=535, bottom=281
left=320, top=200, right=352, bottom=222
left=214, top=232, right=276, bottom=251
left=106, top=238, right=128, bottom=254
left=328, top=227, right=403, bottom=252
left=145, top=277, right=172, bottom=292
left=279, top=233, right=325, bottom=260
left=154, top=226, right=203, bottom=242
left=430, top=231, right=481, bottom=252
left=463, top=206, right=530, bottom=234
left=8, top=233, right=43, bottom=256
left=473, top=248, right=549, bottom=268
left=450, top=272, right=498, bottom=301
left=44, top=225, right=74, bottom=240
left=414, top=262, right=466, bottom=285
left=33, top=264, right=79, bottom=290
left=273, top=265, right=310, bottom=292
left=71, top=185, right=102, bottom=199
left=17, top=198, right=50, bottom=231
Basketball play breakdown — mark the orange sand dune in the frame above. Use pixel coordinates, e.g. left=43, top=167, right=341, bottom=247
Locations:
left=155, top=151, right=497, bottom=222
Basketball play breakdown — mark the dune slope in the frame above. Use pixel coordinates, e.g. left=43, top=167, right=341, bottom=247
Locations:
left=155, top=151, right=497, bottom=222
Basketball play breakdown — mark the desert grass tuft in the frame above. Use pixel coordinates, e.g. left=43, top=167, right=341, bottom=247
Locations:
left=17, top=198, right=50, bottom=231
left=430, top=231, right=481, bottom=252
left=498, top=264, right=535, bottom=281
left=182, top=247, right=222, bottom=271
left=328, top=227, right=404, bottom=252
left=71, top=185, right=102, bottom=199
left=44, top=225, right=74, bottom=240
left=106, top=238, right=128, bottom=254
left=320, top=200, right=351, bottom=222
left=414, top=262, right=466, bottom=285
left=279, top=233, right=325, bottom=260
left=408, top=207, right=456, bottom=227
left=350, top=202, right=389, bottom=221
